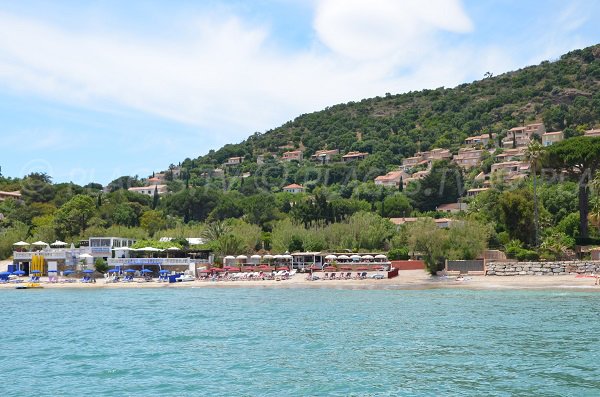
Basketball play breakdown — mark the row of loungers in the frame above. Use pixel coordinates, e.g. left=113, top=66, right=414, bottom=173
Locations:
left=199, top=270, right=296, bottom=281
left=312, top=272, right=371, bottom=280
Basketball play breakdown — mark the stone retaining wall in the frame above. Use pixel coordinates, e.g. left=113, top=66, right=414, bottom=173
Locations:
left=486, top=261, right=600, bottom=276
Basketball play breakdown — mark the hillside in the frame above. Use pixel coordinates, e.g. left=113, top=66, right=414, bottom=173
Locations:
left=180, top=44, right=600, bottom=175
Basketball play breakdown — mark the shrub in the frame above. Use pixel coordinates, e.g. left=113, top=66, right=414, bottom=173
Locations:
left=388, top=247, right=410, bottom=260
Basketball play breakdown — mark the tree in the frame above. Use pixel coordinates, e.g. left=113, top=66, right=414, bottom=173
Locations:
left=140, top=210, right=167, bottom=237
left=498, top=189, right=535, bottom=245
left=406, top=219, right=447, bottom=274
left=545, top=136, right=600, bottom=238
left=407, top=160, right=464, bottom=212
left=152, top=186, right=159, bottom=210
left=53, top=194, right=96, bottom=238
left=524, top=141, right=545, bottom=246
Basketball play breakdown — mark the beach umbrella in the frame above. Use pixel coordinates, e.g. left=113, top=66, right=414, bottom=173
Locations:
left=125, top=269, right=136, bottom=273
left=325, top=254, right=337, bottom=260
left=337, top=255, right=349, bottom=261
left=227, top=267, right=241, bottom=272
left=13, top=241, right=30, bottom=246
left=199, top=269, right=211, bottom=273
left=276, top=267, right=289, bottom=271
left=108, top=268, right=120, bottom=273
left=375, top=254, right=387, bottom=259
left=211, top=268, right=224, bottom=272
left=31, top=270, right=41, bottom=274
left=250, top=254, right=261, bottom=259
left=48, top=269, right=58, bottom=272
left=262, top=254, right=274, bottom=260
left=111, top=247, right=132, bottom=251
left=362, top=255, right=374, bottom=261
left=273, top=254, right=283, bottom=259
left=82, top=269, right=94, bottom=274
left=141, top=269, right=153, bottom=274
left=50, top=240, right=67, bottom=246
left=282, top=254, right=293, bottom=259
left=13, top=270, right=26, bottom=276
left=63, top=270, right=74, bottom=275
left=32, top=241, right=48, bottom=246
left=236, top=254, right=248, bottom=260
left=79, top=253, right=93, bottom=259
left=350, top=254, right=361, bottom=261
left=0, top=271, right=11, bottom=275
left=159, top=270, right=170, bottom=274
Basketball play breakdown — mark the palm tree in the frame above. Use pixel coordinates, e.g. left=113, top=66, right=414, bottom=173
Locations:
left=525, top=141, right=545, bottom=246
left=201, top=221, right=231, bottom=242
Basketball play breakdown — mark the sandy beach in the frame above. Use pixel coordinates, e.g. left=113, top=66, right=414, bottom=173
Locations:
left=2, top=270, right=600, bottom=291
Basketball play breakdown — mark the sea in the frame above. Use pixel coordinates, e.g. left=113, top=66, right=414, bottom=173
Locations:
left=2, top=287, right=600, bottom=396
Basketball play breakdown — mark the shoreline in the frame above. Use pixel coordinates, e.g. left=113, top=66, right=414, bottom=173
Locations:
left=2, top=270, right=600, bottom=292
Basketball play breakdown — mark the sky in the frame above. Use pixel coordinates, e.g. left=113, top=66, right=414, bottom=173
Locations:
left=0, top=0, right=599, bottom=185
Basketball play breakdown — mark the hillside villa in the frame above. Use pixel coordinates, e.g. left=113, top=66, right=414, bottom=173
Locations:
left=374, top=170, right=409, bottom=188
left=542, top=131, right=564, bottom=146
left=128, top=185, right=168, bottom=196
left=311, top=149, right=339, bottom=164
left=0, top=191, right=22, bottom=201
left=283, top=184, right=305, bottom=194
left=281, top=150, right=303, bottom=162
left=502, top=123, right=545, bottom=148
left=585, top=128, right=600, bottom=137
left=453, top=148, right=484, bottom=169
left=465, top=133, right=496, bottom=146
left=342, top=151, right=369, bottom=162
left=226, top=156, right=243, bottom=166
left=436, top=202, right=468, bottom=213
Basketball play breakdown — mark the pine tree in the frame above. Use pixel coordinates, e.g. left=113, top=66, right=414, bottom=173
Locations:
left=152, top=186, right=159, bottom=209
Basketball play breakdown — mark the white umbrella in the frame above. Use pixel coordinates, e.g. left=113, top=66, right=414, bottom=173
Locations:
left=362, top=255, right=374, bottom=260
left=137, top=246, right=162, bottom=252
left=224, top=255, right=236, bottom=260
left=167, top=247, right=181, bottom=251
left=50, top=240, right=67, bottom=246
left=250, top=254, right=262, bottom=259
left=375, top=254, right=388, bottom=259
left=112, top=247, right=132, bottom=251
left=236, top=255, right=248, bottom=260
left=351, top=254, right=361, bottom=261
left=325, top=254, right=337, bottom=260
left=337, top=255, right=350, bottom=260
left=262, top=254, right=274, bottom=260
left=273, top=254, right=283, bottom=259
left=32, top=241, right=48, bottom=246
left=13, top=241, right=30, bottom=246
left=282, top=254, right=293, bottom=260
left=79, top=253, right=93, bottom=259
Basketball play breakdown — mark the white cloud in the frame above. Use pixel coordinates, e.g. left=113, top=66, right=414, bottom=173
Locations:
left=314, top=0, right=473, bottom=63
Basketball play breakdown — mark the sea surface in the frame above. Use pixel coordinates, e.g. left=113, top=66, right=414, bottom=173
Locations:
left=2, top=288, right=600, bottom=396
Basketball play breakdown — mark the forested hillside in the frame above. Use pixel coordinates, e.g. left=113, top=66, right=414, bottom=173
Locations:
left=181, top=44, right=600, bottom=179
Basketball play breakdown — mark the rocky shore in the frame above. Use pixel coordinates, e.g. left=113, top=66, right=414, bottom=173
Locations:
left=486, top=261, right=600, bottom=276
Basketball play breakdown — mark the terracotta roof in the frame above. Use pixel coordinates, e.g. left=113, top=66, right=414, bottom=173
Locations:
left=283, top=184, right=304, bottom=189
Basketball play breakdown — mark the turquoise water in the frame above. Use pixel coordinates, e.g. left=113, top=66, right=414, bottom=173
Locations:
left=2, top=288, right=600, bottom=396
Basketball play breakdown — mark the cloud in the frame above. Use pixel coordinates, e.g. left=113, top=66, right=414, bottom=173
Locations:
left=314, top=0, right=473, bottom=62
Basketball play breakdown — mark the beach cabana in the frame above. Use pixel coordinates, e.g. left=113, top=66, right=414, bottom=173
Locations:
left=250, top=254, right=262, bottom=265
left=223, top=255, right=236, bottom=266
left=236, top=255, right=248, bottom=265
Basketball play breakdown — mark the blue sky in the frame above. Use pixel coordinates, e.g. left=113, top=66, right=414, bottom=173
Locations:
left=0, top=0, right=599, bottom=185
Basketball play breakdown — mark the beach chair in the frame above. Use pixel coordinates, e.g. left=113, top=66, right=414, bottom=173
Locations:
left=361, top=272, right=367, bottom=279
left=344, top=272, right=351, bottom=279
left=323, top=272, right=329, bottom=280
left=329, top=272, right=336, bottom=280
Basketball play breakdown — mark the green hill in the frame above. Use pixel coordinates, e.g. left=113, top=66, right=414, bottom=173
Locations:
left=180, top=44, right=600, bottom=177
